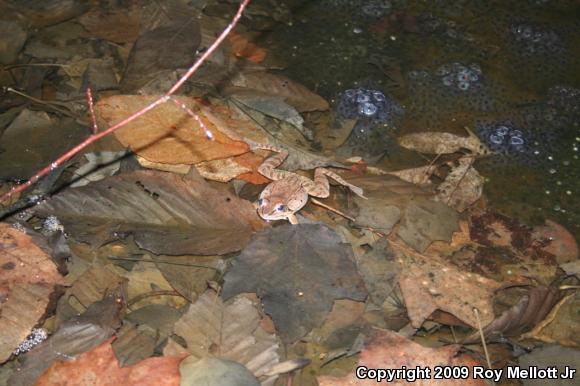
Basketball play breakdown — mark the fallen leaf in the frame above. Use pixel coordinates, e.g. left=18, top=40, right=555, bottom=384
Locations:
left=70, top=151, right=128, bottom=187
left=10, top=295, right=122, bottom=386
left=195, top=157, right=251, bottom=182
left=97, top=95, right=250, bottom=165
left=173, top=291, right=280, bottom=377
left=435, top=158, right=484, bottom=212
left=120, top=19, right=200, bottom=92
left=318, top=328, right=486, bottom=385
left=398, top=131, right=488, bottom=155
left=394, top=242, right=502, bottom=328
left=0, top=223, right=65, bottom=296
left=228, top=32, right=267, bottom=63
left=231, top=93, right=305, bottom=131
left=0, top=284, right=56, bottom=364
left=78, top=4, right=141, bottom=44
left=36, top=170, right=263, bottom=256
left=462, top=284, right=563, bottom=344
left=180, top=356, right=260, bottom=386
left=532, top=220, right=579, bottom=263
left=222, top=223, right=367, bottom=343
left=125, top=261, right=187, bottom=309
left=112, top=323, right=157, bottom=368
left=225, top=71, right=329, bottom=112
left=34, top=339, right=183, bottom=386
left=54, top=264, right=125, bottom=325
left=396, top=200, right=459, bottom=252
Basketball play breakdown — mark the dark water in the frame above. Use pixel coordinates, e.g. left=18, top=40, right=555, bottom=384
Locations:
left=261, top=0, right=580, bottom=238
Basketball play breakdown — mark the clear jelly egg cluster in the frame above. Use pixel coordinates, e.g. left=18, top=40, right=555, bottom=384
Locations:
left=510, top=23, right=563, bottom=55
left=436, top=63, right=482, bottom=91
left=337, top=87, right=403, bottom=123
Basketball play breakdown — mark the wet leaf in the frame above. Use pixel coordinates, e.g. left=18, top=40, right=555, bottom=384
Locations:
left=180, top=357, right=260, bottom=386
left=36, top=170, right=263, bottom=256
left=173, top=291, right=280, bottom=377
left=394, top=242, right=502, bottom=328
left=10, top=295, right=123, bottom=386
left=120, top=19, right=200, bottom=92
left=222, top=223, right=367, bottom=343
left=0, top=223, right=65, bottom=296
left=396, top=200, right=459, bottom=252
left=398, top=131, right=488, bottom=155
left=152, top=254, right=221, bottom=302
left=96, top=95, right=250, bottom=165
left=112, top=323, right=157, bottom=367
left=231, top=93, right=305, bottom=131
left=462, top=284, right=563, bottom=344
left=126, top=304, right=182, bottom=345
left=225, top=71, right=329, bottom=112
left=54, top=264, right=125, bottom=325
left=518, top=346, right=580, bottom=385
left=78, top=4, right=141, bottom=44
left=70, top=151, right=127, bottom=188
left=435, top=158, right=484, bottom=212
left=318, top=328, right=486, bottom=386
left=0, top=283, right=56, bottom=364
left=228, top=32, right=267, bottom=63
left=532, top=220, right=579, bottom=263
left=195, top=157, right=251, bottom=182
left=125, top=261, right=187, bottom=309
left=34, top=339, right=183, bottom=386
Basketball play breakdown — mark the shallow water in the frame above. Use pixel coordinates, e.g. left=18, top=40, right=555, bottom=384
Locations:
left=263, top=0, right=580, bottom=238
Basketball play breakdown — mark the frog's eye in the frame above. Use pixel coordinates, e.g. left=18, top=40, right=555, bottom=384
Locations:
left=257, top=198, right=264, bottom=206
left=275, top=204, right=286, bottom=212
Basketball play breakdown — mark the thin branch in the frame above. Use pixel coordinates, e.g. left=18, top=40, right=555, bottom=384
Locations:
left=86, top=87, right=99, bottom=134
left=0, top=0, right=251, bottom=204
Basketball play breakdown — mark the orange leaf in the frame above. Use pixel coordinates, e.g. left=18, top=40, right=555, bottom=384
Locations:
left=228, top=32, right=267, bottom=63
left=97, top=95, right=249, bottom=165
left=36, top=339, right=185, bottom=386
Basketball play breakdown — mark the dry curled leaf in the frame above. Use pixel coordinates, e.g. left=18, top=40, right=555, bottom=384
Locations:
left=435, top=157, right=483, bottom=212
left=462, top=284, right=563, bottom=344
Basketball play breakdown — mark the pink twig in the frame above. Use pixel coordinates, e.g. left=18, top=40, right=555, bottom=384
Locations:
left=0, top=0, right=250, bottom=204
left=86, top=87, right=99, bottom=134
left=170, top=96, right=214, bottom=140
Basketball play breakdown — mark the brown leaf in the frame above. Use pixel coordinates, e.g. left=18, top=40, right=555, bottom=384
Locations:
left=463, top=284, right=563, bottom=344
left=435, top=158, right=483, bottom=212
left=173, top=291, right=280, bottom=377
left=34, top=339, right=183, bottom=386
left=36, top=171, right=264, bottom=256
left=228, top=32, right=267, bottom=63
left=78, top=5, right=141, bottom=44
left=318, top=328, right=486, bottom=385
left=97, top=95, right=250, bottom=165
left=398, top=131, right=488, bottom=155
left=394, top=241, right=502, bottom=328
left=225, top=71, right=329, bottom=112
left=0, top=223, right=65, bottom=297
left=532, top=220, right=579, bottom=263
left=11, top=295, right=123, bottom=386
left=222, top=223, right=367, bottom=343
left=0, top=283, right=55, bottom=363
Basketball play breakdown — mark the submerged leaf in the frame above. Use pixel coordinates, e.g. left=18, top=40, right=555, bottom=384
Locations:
left=222, top=223, right=367, bottom=343
left=398, top=131, right=488, bottom=155
left=36, top=170, right=263, bottom=255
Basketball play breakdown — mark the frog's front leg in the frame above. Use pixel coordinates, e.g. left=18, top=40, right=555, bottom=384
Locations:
left=304, top=168, right=366, bottom=198
left=255, top=144, right=295, bottom=181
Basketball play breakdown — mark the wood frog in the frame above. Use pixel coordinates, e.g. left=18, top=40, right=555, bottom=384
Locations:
left=254, top=144, right=365, bottom=224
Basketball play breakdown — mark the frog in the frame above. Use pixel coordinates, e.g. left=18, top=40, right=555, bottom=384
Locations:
left=254, top=144, right=365, bottom=224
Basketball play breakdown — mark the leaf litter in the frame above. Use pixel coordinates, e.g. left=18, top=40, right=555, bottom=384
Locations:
left=1, top=1, right=578, bottom=384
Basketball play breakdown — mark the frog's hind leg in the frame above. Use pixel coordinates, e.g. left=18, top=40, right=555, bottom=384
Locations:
left=256, top=145, right=294, bottom=181
left=307, top=168, right=366, bottom=198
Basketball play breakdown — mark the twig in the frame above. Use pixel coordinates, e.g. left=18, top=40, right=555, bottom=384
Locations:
left=473, top=307, right=492, bottom=369
left=0, top=0, right=251, bottom=204
left=311, top=198, right=356, bottom=222
left=6, top=87, right=82, bottom=120
left=86, top=87, right=99, bottom=134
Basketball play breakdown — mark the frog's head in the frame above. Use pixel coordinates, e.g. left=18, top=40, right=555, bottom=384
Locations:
left=257, top=195, right=297, bottom=222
